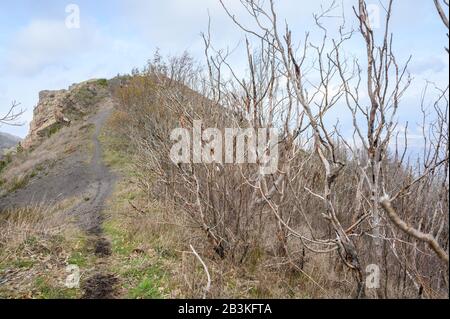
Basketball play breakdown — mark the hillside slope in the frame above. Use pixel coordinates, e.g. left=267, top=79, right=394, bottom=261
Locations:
left=0, top=132, right=21, bottom=152
left=0, top=80, right=120, bottom=298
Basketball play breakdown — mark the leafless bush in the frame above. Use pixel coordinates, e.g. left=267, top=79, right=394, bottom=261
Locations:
left=0, top=102, right=24, bottom=127
left=113, top=0, right=448, bottom=299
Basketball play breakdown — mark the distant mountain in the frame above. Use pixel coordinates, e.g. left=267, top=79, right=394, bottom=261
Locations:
left=0, top=132, right=21, bottom=151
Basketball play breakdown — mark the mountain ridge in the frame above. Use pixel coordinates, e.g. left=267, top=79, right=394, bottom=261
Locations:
left=0, top=131, right=21, bottom=152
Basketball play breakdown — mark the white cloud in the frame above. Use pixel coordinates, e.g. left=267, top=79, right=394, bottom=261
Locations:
left=0, top=17, right=152, bottom=138
left=4, top=19, right=103, bottom=76
left=410, top=56, right=447, bottom=75
left=0, top=0, right=447, bottom=141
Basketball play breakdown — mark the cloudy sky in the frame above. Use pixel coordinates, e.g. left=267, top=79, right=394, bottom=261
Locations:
left=0, top=0, right=448, bottom=140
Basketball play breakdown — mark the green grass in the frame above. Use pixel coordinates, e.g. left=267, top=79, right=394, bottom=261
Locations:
left=34, top=277, right=79, bottom=299
left=97, top=112, right=134, bottom=171
left=96, top=79, right=109, bottom=87
left=6, top=168, right=40, bottom=193
left=128, top=268, right=165, bottom=299
left=68, top=251, right=88, bottom=268
left=113, top=255, right=167, bottom=299
left=103, top=209, right=169, bottom=299
left=45, top=123, right=63, bottom=138
left=8, top=174, right=30, bottom=192
left=103, top=220, right=135, bottom=256
left=67, top=235, right=91, bottom=268
left=12, top=259, right=35, bottom=269
left=0, top=153, right=13, bottom=174
left=16, top=144, right=24, bottom=154
left=98, top=132, right=130, bottom=170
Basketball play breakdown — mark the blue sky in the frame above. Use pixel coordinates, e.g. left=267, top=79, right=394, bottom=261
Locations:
left=0, top=0, right=448, bottom=141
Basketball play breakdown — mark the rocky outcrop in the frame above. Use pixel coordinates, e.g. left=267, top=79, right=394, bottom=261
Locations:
left=22, top=79, right=109, bottom=149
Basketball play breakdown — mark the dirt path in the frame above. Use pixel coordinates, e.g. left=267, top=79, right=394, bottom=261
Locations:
left=65, top=101, right=119, bottom=299
left=0, top=101, right=114, bottom=211
left=69, top=102, right=116, bottom=235
left=0, top=98, right=119, bottom=298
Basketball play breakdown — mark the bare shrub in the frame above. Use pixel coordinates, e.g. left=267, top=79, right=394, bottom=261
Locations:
left=112, top=0, right=448, bottom=299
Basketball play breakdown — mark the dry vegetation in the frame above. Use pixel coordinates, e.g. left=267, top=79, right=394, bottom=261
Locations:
left=0, top=119, right=95, bottom=198
left=101, top=111, right=335, bottom=298
left=0, top=0, right=447, bottom=300
left=102, top=0, right=449, bottom=299
left=0, top=85, right=107, bottom=298
left=0, top=199, right=90, bottom=299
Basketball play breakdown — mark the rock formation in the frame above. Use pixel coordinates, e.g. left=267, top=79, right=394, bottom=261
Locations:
left=21, top=79, right=108, bottom=149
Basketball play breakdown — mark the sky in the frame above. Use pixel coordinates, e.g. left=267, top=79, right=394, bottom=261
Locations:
left=0, top=0, right=448, bottom=142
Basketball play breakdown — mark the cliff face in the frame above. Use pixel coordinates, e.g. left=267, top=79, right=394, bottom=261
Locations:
left=22, top=79, right=109, bottom=149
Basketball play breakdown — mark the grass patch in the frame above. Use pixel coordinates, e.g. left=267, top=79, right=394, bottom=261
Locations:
left=98, top=134, right=130, bottom=170
left=128, top=265, right=166, bottom=299
left=98, top=113, right=185, bottom=298
left=45, top=123, right=63, bottom=138
left=96, top=79, right=109, bottom=87
left=12, top=259, right=35, bottom=269
left=68, top=251, right=87, bottom=268
left=0, top=154, right=12, bottom=175
left=0, top=199, right=89, bottom=299
left=101, top=179, right=176, bottom=298
left=103, top=219, right=136, bottom=256
left=8, top=174, right=31, bottom=192
left=5, top=167, right=42, bottom=193
left=33, top=277, right=79, bottom=299
left=103, top=218, right=168, bottom=293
